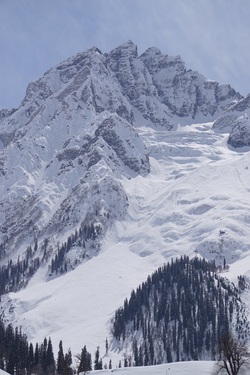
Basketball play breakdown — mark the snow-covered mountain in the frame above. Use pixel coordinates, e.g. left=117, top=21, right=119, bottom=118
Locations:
left=0, top=41, right=250, bottom=366
left=0, top=41, right=243, bottom=262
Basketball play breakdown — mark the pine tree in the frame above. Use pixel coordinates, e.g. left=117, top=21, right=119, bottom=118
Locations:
left=99, top=358, right=103, bottom=370
left=78, top=345, right=92, bottom=374
left=109, top=359, right=112, bottom=369
left=34, top=342, right=40, bottom=371
left=57, top=340, right=67, bottom=375
left=28, top=343, right=34, bottom=375
left=94, top=346, right=102, bottom=370
left=133, top=339, right=139, bottom=366
left=124, top=356, right=128, bottom=367
left=105, top=337, right=108, bottom=355
left=41, top=337, right=48, bottom=373
left=65, top=348, right=73, bottom=375
left=138, top=346, right=143, bottom=366
left=46, top=337, right=55, bottom=374
left=6, top=349, right=15, bottom=375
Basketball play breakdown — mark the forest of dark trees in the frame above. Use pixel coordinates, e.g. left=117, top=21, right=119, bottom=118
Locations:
left=0, top=241, right=40, bottom=295
left=50, top=223, right=101, bottom=275
left=112, top=256, right=250, bottom=366
left=0, top=316, right=94, bottom=374
left=0, top=221, right=101, bottom=296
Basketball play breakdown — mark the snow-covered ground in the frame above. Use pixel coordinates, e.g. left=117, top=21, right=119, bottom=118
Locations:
left=3, top=122, right=250, bottom=367
left=90, top=361, right=215, bottom=375
left=0, top=361, right=216, bottom=375
left=0, top=370, right=10, bottom=375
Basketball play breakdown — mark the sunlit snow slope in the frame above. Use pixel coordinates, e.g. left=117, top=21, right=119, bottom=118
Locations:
left=4, top=121, right=250, bottom=364
left=92, top=361, right=215, bottom=375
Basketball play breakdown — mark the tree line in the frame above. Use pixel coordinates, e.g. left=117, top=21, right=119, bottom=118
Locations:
left=0, top=311, right=116, bottom=375
left=0, top=221, right=102, bottom=296
left=0, top=316, right=95, bottom=374
left=0, top=319, right=57, bottom=375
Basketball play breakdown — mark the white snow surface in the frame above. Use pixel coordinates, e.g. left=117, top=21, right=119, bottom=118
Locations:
left=0, top=361, right=218, bottom=375
left=0, top=370, right=10, bottom=375
left=88, top=361, right=215, bottom=375
left=2, top=121, right=250, bottom=368
left=0, top=361, right=215, bottom=375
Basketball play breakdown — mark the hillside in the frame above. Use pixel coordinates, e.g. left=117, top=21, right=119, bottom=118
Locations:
left=111, top=257, right=249, bottom=364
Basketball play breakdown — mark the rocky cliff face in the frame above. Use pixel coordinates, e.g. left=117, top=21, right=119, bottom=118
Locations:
left=0, top=41, right=244, bottom=278
left=213, top=94, right=250, bottom=147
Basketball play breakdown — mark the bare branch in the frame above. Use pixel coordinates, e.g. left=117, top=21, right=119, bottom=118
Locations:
left=214, top=331, right=250, bottom=375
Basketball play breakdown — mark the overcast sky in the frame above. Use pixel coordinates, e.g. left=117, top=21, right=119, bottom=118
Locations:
left=1, top=0, right=250, bottom=109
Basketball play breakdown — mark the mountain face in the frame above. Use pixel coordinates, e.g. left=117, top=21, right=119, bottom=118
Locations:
left=213, top=93, right=250, bottom=147
left=0, top=41, right=250, bottom=363
left=0, top=41, right=243, bottom=265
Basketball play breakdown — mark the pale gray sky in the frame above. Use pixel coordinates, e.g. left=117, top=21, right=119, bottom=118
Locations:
left=1, top=0, right=250, bottom=109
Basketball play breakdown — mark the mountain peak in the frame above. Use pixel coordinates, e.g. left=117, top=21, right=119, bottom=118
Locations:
left=109, top=40, right=138, bottom=59
left=141, top=46, right=162, bottom=57
left=140, top=46, right=185, bottom=74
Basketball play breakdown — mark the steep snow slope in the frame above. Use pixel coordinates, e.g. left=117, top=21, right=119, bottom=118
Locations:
left=115, top=122, right=250, bottom=268
left=3, top=122, right=249, bottom=364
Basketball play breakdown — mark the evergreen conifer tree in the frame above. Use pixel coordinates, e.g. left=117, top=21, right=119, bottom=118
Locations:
left=94, top=346, right=101, bottom=370
left=46, top=337, right=55, bottom=374
left=78, top=345, right=92, bottom=374
left=57, top=340, right=67, bottom=375
left=65, top=348, right=73, bottom=374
